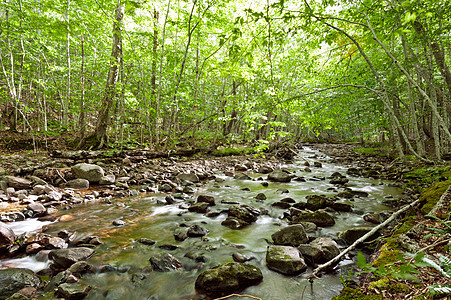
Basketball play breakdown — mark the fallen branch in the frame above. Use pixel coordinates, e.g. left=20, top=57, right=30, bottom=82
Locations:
left=213, top=294, right=263, bottom=300
left=309, top=197, right=422, bottom=281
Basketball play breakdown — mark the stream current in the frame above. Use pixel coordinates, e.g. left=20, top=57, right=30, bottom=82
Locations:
left=0, top=147, right=401, bottom=299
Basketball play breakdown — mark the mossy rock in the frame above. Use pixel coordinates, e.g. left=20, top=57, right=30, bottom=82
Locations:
left=371, top=243, right=401, bottom=268
left=332, top=287, right=383, bottom=300
left=419, top=180, right=451, bottom=214
left=211, top=147, right=253, bottom=157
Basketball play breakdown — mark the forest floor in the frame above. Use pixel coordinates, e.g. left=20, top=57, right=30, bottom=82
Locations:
left=0, top=131, right=450, bottom=299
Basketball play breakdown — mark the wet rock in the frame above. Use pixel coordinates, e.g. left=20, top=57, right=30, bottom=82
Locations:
left=347, top=167, right=360, bottom=176
left=197, top=195, right=215, bottom=206
left=330, top=177, right=349, bottom=185
left=329, top=202, right=352, bottom=212
left=258, top=166, right=273, bottom=174
left=25, top=233, right=66, bottom=250
left=271, top=201, right=291, bottom=209
left=228, top=205, right=260, bottom=224
left=313, top=162, right=322, bottom=168
left=351, top=190, right=369, bottom=198
left=267, top=169, right=292, bottom=183
left=305, top=195, right=330, bottom=210
left=99, top=175, right=115, bottom=185
left=266, top=246, right=307, bottom=275
left=0, top=269, right=41, bottom=299
left=297, top=244, right=325, bottom=265
left=195, top=262, right=262, bottom=294
left=164, top=195, right=176, bottom=205
left=290, top=208, right=335, bottom=227
left=187, top=225, right=209, bottom=237
left=340, top=226, right=377, bottom=245
left=149, top=253, right=183, bottom=272
left=221, top=218, right=249, bottom=229
left=157, top=244, right=178, bottom=251
left=137, top=238, right=155, bottom=246
left=336, top=191, right=354, bottom=199
left=67, top=261, right=93, bottom=276
left=56, top=283, right=92, bottom=300
left=5, top=176, right=32, bottom=190
left=71, top=163, right=104, bottom=183
left=184, top=251, right=207, bottom=263
left=235, top=164, right=248, bottom=172
left=234, top=173, right=251, bottom=180
left=232, top=252, right=253, bottom=263
left=112, top=219, right=125, bottom=226
left=0, top=212, right=25, bottom=223
left=0, top=222, right=16, bottom=252
left=188, top=203, right=209, bottom=213
left=255, top=193, right=266, bottom=201
left=26, top=202, right=46, bottom=216
left=276, top=188, right=289, bottom=194
left=49, top=248, right=95, bottom=268
left=310, top=237, right=340, bottom=261
left=176, top=173, right=199, bottom=183
left=64, top=179, right=90, bottom=189
left=271, top=225, right=308, bottom=246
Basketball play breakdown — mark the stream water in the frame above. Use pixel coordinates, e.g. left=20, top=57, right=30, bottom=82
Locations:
left=0, top=147, right=401, bottom=300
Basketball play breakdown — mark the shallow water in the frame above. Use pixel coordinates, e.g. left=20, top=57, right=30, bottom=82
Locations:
left=1, top=147, right=401, bottom=299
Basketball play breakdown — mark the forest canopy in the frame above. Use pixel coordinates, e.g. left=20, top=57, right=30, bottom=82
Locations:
left=1, top=0, right=450, bottom=160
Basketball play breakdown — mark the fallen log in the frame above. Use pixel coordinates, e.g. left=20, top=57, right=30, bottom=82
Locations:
left=309, top=197, right=422, bottom=281
left=14, top=160, right=73, bottom=175
left=49, top=148, right=203, bottom=161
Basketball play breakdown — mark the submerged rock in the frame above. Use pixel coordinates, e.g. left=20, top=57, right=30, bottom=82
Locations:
left=271, top=225, right=308, bottom=247
left=149, top=253, right=183, bottom=272
left=267, top=169, right=292, bottom=183
left=195, top=262, right=262, bottom=294
left=266, top=245, right=307, bottom=275
left=290, top=209, right=335, bottom=227
left=0, top=268, right=41, bottom=299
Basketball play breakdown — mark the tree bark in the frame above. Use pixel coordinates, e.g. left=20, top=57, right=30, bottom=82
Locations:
left=94, top=0, right=124, bottom=148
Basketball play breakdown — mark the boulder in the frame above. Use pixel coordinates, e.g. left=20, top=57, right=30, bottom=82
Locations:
left=26, top=202, right=46, bottom=216
left=340, top=227, right=377, bottom=245
left=271, top=225, right=308, bottom=246
left=0, top=269, right=41, bottom=300
left=149, top=253, right=183, bottom=272
left=255, top=193, right=266, bottom=201
left=187, top=225, right=209, bottom=237
left=176, top=173, right=199, bottom=183
left=195, top=262, right=262, bottom=294
left=329, top=202, right=352, bottom=212
left=258, top=166, right=273, bottom=174
left=290, top=209, right=335, bottom=227
left=0, top=222, right=16, bottom=252
left=267, top=169, right=292, bottom=183
left=234, top=173, right=251, bottom=180
left=363, top=214, right=381, bottom=224
left=297, top=244, right=325, bottom=265
left=5, top=177, right=31, bottom=190
left=309, top=237, right=340, bottom=262
left=49, top=248, right=95, bottom=268
left=71, top=163, right=104, bottom=183
left=64, top=179, right=89, bottom=189
left=188, top=203, right=209, bottom=213
left=221, top=218, right=249, bottom=229
left=305, top=195, right=330, bottom=210
left=266, top=246, right=307, bottom=275
left=56, top=283, right=92, bottom=300
left=197, top=195, right=215, bottom=206
left=228, top=205, right=260, bottom=224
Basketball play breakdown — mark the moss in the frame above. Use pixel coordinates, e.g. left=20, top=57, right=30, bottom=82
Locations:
left=387, top=282, right=409, bottom=294
left=211, top=147, right=253, bottom=157
left=393, top=217, right=416, bottom=235
left=332, top=287, right=383, bottom=300
left=354, top=147, right=387, bottom=157
left=369, top=278, right=389, bottom=290
left=371, top=243, right=401, bottom=268
left=419, top=180, right=451, bottom=214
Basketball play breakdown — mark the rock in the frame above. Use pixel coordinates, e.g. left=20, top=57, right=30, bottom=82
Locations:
left=271, top=201, right=291, bottom=209
left=276, top=188, right=289, bottom=194
left=26, top=202, right=46, bottom=216
left=306, top=195, right=330, bottom=210
left=271, top=225, right=308, bottom=246
left=297, top=244, right=325, bottom=265
left=330, top=177, right=349, bottom=185
left=0, top=269, right=41, bottom=299
left=266, top=245, right=307, bottom=275
left=267, top=169, right=292, bottom=183
left=313, top=162, right=322, bottom=168
left=25, top=233, right=66, bottom=250
left=184, top=251, right=207, bottom=263
left=176, top=173, right=199, bottom=183
left=99, top=175, right=115, bottom=185
left=340, top=227, right=377, bottom=245
left=5, top=177, right=31, bottom=190
left=309, top=237, right=340, bottom=262
left=187, top=225, right=209, bottom=237
left=56, top=283, right=92, bottom=300
left=0, top=181, right=7, bottom=192
left=232, top=252, right=252, bottom=263
left=290, top=209, right=335, bottom=227
left=351, top=190, right=369, bottom=198
left=67, top=261, right=92, bottom=276
left=258, top=166, right=273, bottom=174
left=197, top=195, right=215, bottom=206
left=195, top=262, right=262, bottom=294
left=221, top=218, right=248, bottom=229
left=347, top=167, right=360, bottom=176
left=188, top=203, right=209, bottom=213
left=165, top=195, right=176, bottom=205
left=0, top=212, right=25, bottom=223
left=298, top=222, right=317, bottom=233
left=64, top=179, right=90, bottom=189
left=49, top=248, right=95, bottom=268
left=229, top=205, right=260, bottom=224
left=0, top=222, right=16, bottom=252
left=149, top=253, right=183, bottom=272
left=255, top=193, right=266, bottom=201
left=234, top=173, right=251, bottom=180
left=336, top=191, right=354, bottom=199
left=363, top=214, right=381, bottom=224
left=235, top=165, right=248, bottom=172
left=329, top=202, right=352, bottom=212
left=136, top=238, right=155, bottom=246
left=71, top=163, right=104, bottom=183
left=112, top=219, right=125, bottom=226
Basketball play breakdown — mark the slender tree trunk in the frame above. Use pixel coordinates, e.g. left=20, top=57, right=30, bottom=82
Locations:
left=63, top=0, right=70, bottom=128
left=77, top=35, right=85, bottom=149
left=94, top=0, right=124, bottom=148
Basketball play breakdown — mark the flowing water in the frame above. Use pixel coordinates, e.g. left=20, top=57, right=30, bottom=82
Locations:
left=0, top=147, right=401, bottom=300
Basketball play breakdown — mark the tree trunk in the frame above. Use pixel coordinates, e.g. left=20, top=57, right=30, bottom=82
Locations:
left=94, top=0, right=124, bottom=148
